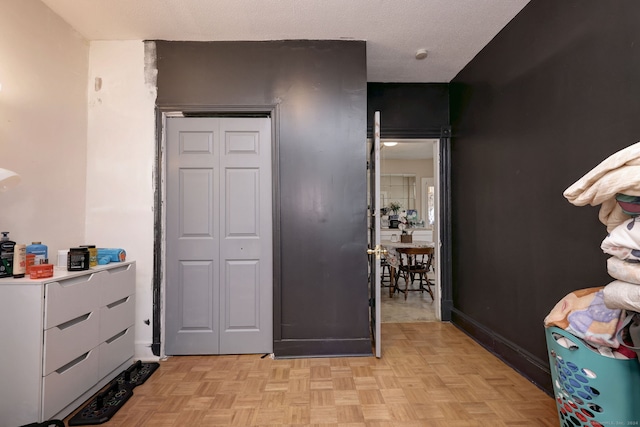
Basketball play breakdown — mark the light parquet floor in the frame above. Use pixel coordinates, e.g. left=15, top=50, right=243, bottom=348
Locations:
left=65, top=322, right=559, bottom=426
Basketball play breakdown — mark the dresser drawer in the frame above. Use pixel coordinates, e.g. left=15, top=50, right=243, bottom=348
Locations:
left=99, top=294, right=135, bottom=342
left=99, top=327, right=134, bottom=379
left=42, top=348, right=99, bottom=420
left=43, top=311, right=100, bottom=376
left=44, top=273, right=101, bottom=329
left=100, top=263, right=136, bottom=306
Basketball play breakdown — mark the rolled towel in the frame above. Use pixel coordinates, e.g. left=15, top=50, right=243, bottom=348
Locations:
left=607, top=256, right=640, bottom=284
left=603, top=280, right=640, bottom=312
left=97, top=248, right=126, bottom=262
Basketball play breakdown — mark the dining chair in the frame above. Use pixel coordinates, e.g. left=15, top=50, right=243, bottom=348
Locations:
left=395, top=246, right=434, bottom=300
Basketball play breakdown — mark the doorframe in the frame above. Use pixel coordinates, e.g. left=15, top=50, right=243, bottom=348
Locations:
left=438, top=130, right=452, bottom=321
left=421, top=173, right=441, bottom=320
left=151, top=104, right=281, bottom=357
left=369, top=127, right=452, bottom=326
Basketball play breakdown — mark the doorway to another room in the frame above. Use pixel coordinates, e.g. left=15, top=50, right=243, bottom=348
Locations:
left=377, top=139, right=440, bottom=323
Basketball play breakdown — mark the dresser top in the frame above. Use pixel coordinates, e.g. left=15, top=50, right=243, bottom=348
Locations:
left=0, top=261, right=135, bottom=286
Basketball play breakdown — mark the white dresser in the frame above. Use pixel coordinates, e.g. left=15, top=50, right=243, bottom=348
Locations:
left=0, top=261, right=136, bottom=427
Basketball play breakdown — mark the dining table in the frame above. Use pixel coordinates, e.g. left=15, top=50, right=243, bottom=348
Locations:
left=381, top=239, right=434, bottom=297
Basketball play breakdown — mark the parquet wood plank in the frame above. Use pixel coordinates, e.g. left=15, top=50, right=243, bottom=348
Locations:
left=63, top=322, right=558, bottom=426
left=333, top=390, right=361, bottom=406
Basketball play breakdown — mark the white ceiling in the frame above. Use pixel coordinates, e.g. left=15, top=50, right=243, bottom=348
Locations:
left=40, top=0, right=530, bottom=83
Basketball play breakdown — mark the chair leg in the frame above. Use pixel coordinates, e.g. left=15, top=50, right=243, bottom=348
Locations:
left=389, top=270, right=397, bottom=296
left=380, top=262, right=391, bottom=284
left=422, top=275, right=434, bottom=300
left=390, top=267, right=398, bottom=297
left=403, top=271, right=409, bottom=300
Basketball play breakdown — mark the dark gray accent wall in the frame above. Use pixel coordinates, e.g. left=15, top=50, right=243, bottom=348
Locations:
left=154, top=40, right=371, bottom=357
left=367, top=83, right=449, bottom=139
left=450, top=1, right=640, bottom=393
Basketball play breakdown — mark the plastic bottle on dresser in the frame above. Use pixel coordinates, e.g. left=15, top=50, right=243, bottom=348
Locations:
left=0, top=232, right=16, bottom=278
left=26, top=241, right=48, bottom=265
left=12, top=244, right=26, bottom=278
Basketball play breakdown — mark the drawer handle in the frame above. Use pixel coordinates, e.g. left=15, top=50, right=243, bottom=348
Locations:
left=106, top=328, right=128, bottom=344
left=56, top=351, right=90, bottom=374
left=57, top=312, right=91, bottom=330
left=106, top=296, right=129, bottom=309
left=53, top=273, right=97, bottom=287
left=106, top=264, right=131, bottom=275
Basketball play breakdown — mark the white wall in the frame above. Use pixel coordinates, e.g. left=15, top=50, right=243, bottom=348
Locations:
left=86, top=41, right=157, bottom=359
left=1, top=2, right=158, bottom=360
left=0, top=0, right=88, bottom=252
left=381, top=158, right=434, bottom=218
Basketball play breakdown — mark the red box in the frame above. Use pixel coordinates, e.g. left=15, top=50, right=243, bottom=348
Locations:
left=30, top=264, right=54, bottom=279
left=25, top=254, right=36, bottom=275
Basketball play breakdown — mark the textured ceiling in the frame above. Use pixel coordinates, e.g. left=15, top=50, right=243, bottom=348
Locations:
left=40, top=0, right=529, bottom=82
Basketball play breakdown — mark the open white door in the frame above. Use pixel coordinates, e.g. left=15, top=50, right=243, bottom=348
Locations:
left=367, top=111, right=383, bottom=358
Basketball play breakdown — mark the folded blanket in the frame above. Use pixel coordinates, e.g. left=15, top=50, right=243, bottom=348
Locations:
left=615, top=194, right=640, bottom=216
left=564, top=142, right=640, bottom=232
left=608, top=256, right=640, bottom=284
left=603, top=280, right=640, bottom=312
left=598, top=199, right=635, bottom=233
left=544, top=287, right=622, bottom=348
left=601, top=217, right=640, bottom=261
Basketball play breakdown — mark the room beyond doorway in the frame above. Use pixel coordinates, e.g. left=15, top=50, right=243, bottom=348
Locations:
left=377, top=138, right=441, bottom=323
left=381, top=276, right=437, bottom=322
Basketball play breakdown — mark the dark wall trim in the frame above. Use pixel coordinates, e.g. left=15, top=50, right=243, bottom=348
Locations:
left=439, top=136, right=453, bottom=322
left=367, top=83, right=449, bottom=139
left=274, top=338, right=372, bottom=358
left=151, top=108, right=163, bottom=356
left=368, top=126, right=447, bottom=139
left=270, top=106, right=282, bottom=344
left=451, top=308, right=553, bottom=395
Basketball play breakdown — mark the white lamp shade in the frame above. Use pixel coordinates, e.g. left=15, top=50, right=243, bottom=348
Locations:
left=0, top=168, right=20, bottom=192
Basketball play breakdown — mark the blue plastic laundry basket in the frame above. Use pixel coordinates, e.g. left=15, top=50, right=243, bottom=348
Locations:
left=545, top=326, right=640, bottom=427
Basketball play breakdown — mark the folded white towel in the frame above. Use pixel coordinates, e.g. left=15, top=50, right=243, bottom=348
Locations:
left=602, top=217, right=640, bottom=261
left=603, top=280, right=640, bottom=312
left=607, top=256, right=640, bottom=284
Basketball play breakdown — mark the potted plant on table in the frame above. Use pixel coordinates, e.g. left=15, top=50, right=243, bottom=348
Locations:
left=388, top=202, right=402, bottom=228
left=388, top=201, right=402, bottom=215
